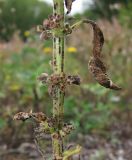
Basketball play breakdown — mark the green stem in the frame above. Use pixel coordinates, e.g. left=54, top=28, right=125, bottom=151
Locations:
left=71, top=20, right=83, bottom=30
left=52, top=0, right=65, bottom=159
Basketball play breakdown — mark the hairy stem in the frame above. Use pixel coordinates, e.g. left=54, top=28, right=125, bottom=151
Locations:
left=52, top=0, right=65, bottom=159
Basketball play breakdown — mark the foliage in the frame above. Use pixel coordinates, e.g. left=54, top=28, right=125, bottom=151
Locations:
left=0, top=0, right=51, bottom=41
left=83, top=0, right=129, bottom=20
left=118, top=2, right=132, bottom=28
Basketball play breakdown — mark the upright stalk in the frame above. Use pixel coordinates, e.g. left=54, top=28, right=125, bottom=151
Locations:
left=52, top=0, right=65, bottom=159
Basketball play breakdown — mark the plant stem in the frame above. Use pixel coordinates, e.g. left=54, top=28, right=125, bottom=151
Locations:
left=52, top=0, right=65, bottom=159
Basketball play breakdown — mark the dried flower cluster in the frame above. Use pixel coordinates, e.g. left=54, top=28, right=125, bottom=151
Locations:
left=38, top=73, right=81, bottom=98
left=43, top=14, right=63, bottom=30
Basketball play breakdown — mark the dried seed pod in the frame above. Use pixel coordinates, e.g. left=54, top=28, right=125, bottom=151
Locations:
left=83, top=19, right=121, bottom=90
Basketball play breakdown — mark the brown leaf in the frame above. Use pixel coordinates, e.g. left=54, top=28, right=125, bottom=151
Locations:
left=13, top=112, right=30, bottom=121
left=83, top=20, right=104, bottom=58
left=37, top=73, right=49, bottom=83
left=40, top=31, right=51, bottom=41
left=88, top=57, right=121, bottom=90
left=83, top=19, right=121, bottom=90
left=31, top=112, right=47, bottom=123
left=67, top=75, right=81, bottom=85
left=65, top=0, right=73, bottom=14
left=14, top=111, right=47, bottom=123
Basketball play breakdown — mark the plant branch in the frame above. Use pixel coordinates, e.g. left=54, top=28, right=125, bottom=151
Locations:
left=52, top=0, right=65, bottom=159
left=63, top=145, right=82, bottom=160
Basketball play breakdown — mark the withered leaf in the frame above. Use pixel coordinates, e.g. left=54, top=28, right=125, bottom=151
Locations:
left=83, top=19, right=121, bottom=90
left=37, top=73, right=49, bottom=83
left=13, top=112, right=30, bottom=121
left=67, top=75, right=81, bottom=85
left=40, top=31, right=51, bottom=41
left=83, top=20, right=104, bottom=58
left=88, top=57, right=121, bottom=90
left=14, top=111, right=47, bottom=123
left=36, top=25, right=44, bottom=33
left=31, top=112, right=47, bottom=122
left=65, top=0, right=75, bottom=14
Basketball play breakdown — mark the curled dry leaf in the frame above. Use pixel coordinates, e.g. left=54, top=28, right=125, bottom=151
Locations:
left=13, top=112, right=31, bottom=121
left=89, top=57, right=121, bottom=90
left=14, top=111, right=47, bottom=123
left=67, top=75, right=81, bottom=85
left=65, top=0, right=75, bottom=14
left=60, top=123, right=75, bottom=138
left=83, top=20, right=104, bottom=58
left=37, top=73, right=49, bottom=83
left=83, top=20, right=121, bottom=90
left=36, top=25, right=44, bottom=33
left=40, top=31, right=51, bottom=41
left=31, top=112, right=47, bottom=123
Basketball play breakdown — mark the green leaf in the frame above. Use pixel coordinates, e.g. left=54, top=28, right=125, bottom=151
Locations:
left=0, top=118, right=6, bottom=128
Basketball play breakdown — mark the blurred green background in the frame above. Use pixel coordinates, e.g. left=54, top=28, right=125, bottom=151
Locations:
left=0, top=0, right=132, bottom=159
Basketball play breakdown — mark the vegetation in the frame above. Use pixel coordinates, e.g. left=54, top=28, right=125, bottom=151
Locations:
left=84, top=0, right=129, bottom=20
left=0, top=0, right=51, bottom=41
left=118, top=2, right=132, bottom=28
